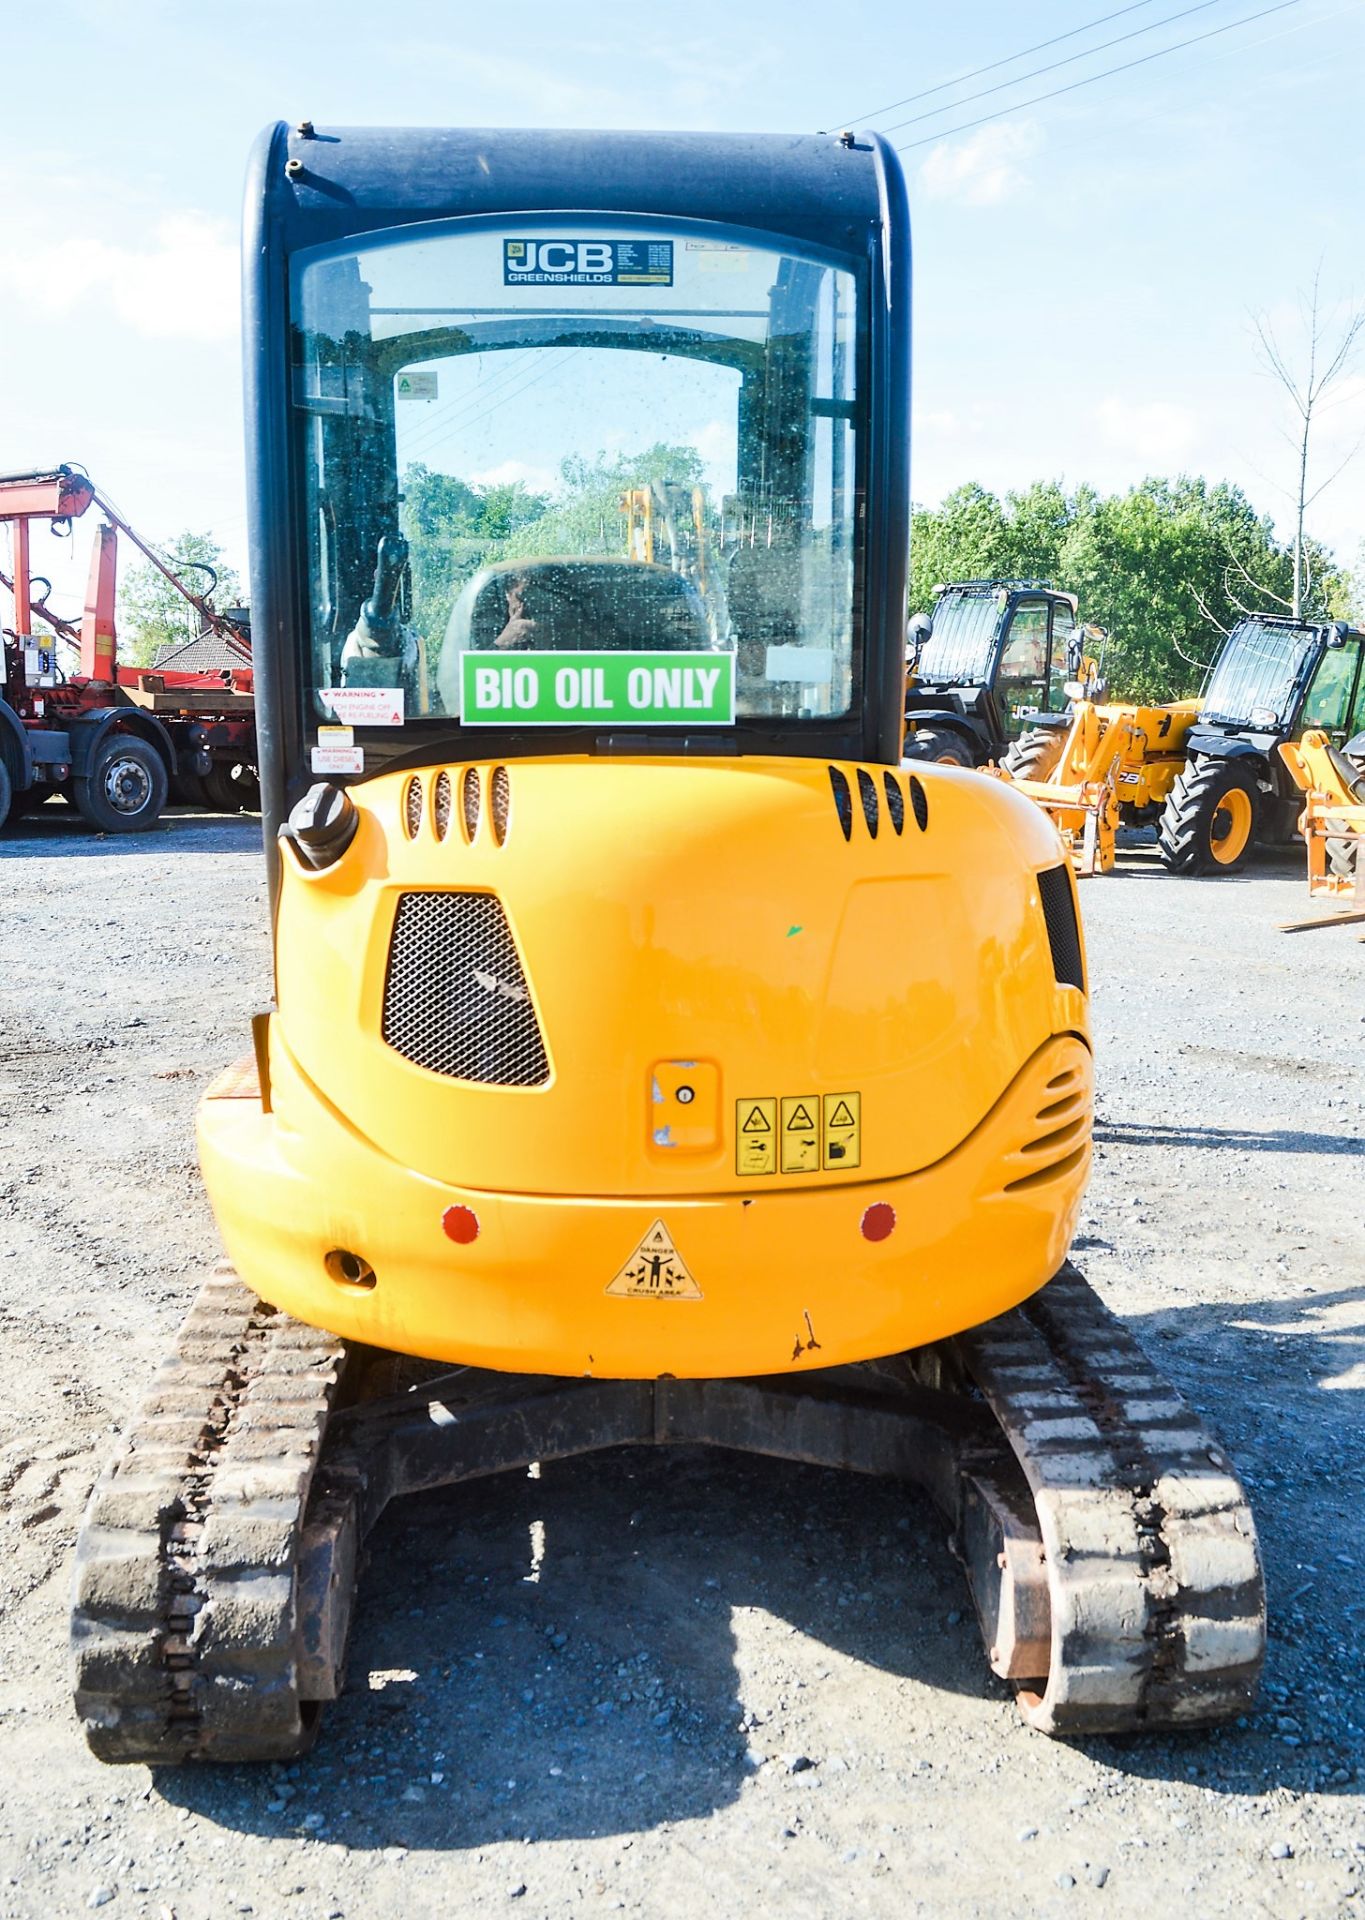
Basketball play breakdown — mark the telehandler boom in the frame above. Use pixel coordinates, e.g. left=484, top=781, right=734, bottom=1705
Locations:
left=71, top=123, right=1263, bottom=1762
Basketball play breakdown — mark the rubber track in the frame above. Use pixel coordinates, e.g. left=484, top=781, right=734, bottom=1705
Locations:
left=71, top=1270, right=345, bottom=1763
left=953, top=1264, right=1264, bottom=1735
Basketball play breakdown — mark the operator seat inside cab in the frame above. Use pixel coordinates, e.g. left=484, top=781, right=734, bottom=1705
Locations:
left=437, top=556, right=708, bottom=714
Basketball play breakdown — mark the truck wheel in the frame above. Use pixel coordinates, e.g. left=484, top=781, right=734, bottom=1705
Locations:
left=74, top=736, right=168, bottom=834
left=0, top=759, right=11, bottom=830
left=1002, top=728, right=1064, bottom=782
left=1157, top=756, right=1259, bottom=874
left=903, top=726, right=976, bottom=767
left=202, top=756, right=261, bottom=810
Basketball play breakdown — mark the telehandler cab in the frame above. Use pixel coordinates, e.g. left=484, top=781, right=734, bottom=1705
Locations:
left=1155, top=613, right=1365, bottom=873
left=903, top=579, right=1082, bottom=766
left=71, top=123, right=1263, bottom=1763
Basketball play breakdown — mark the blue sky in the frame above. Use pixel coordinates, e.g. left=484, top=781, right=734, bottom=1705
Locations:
left=2, top=0, right=1362, bottom=619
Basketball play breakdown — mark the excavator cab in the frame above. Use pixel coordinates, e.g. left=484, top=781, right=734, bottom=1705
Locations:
left=226, top=123, right=1084, bottom=1377
left=71, top=125, right=1263, bottom=1766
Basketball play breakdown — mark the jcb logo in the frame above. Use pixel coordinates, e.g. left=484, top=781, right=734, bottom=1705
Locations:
left=507, top=240, right=614, bottom=277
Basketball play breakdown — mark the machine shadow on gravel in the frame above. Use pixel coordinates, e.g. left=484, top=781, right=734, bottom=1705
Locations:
left=1095, top=1120, right=1364, bottom=1158
left=0, top=813, right=259, bottom=858
left=155, top=1446, right=991, bottom=1849
left=1066, top=1286, right=1365, bottom=1798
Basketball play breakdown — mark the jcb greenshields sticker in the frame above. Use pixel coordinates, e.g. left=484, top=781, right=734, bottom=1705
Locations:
left=460, top=651, right=734, bottom=727
left=503, top=239, right=673, bottom=286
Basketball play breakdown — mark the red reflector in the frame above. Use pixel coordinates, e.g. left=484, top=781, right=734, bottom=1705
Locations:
left=861, top=1203, right=896, bottom=1243
left=442, top=1205, right=480, bottom=1245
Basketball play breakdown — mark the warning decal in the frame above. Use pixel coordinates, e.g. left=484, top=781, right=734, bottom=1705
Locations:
left=780, top=1096, right=820, bottom=1175
left=735, top=1097, right=777, bottom=1176
left=322, top=686, right=406, bottom=728
left=823, top=1091, right=861, bottom=1170
left=605, top=1220, right=702, bottom=1301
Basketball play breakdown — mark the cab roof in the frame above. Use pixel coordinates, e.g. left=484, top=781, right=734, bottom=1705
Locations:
left=249, top=122, right=898, bottom=261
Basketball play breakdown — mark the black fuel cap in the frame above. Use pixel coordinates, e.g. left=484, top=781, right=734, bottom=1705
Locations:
left=287, top=782, right=358, bottom=869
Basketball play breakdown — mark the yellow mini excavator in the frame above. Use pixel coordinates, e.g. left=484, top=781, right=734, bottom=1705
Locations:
left=70, top=124, right=1264, bottom=1762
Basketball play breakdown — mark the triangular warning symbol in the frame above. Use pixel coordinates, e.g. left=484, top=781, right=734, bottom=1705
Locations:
left=741, top=1107, right=771, bottom=1133
left=828, top=1099, right=856, bottom=1129
left=785, top=1101, right=815, bottom=1131
left=605, top=1220, right=702, bottom=1300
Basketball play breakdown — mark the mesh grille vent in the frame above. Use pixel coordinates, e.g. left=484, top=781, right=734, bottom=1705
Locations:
left=433, top=770, right=453, bottom=840
left=828, top=767, right=853, bottom=841
left=382, top=892, right=550, bottom=1086
left=883, top=772, right=905, bottom=834
left=490, top=765, right=510, bottom=844
left=908, top=775, right=929, bottom=832
left=857, top=768, right=879, bottom=838
left=1038, top=864, right=1085, bottom=992
left=461, top=768, right=481, bottom=841
left=403, top=776, right=423, bottom=840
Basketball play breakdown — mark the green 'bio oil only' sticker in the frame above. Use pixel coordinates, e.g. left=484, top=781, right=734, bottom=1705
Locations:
left=460, top=651, right=735, bottom=727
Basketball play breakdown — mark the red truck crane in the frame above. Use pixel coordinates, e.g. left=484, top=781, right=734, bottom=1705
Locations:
left=0, top=465, right=256, bottom=831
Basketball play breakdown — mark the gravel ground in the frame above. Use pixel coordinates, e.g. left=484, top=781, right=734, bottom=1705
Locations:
left=0, top=806, right=1362, bottom=1920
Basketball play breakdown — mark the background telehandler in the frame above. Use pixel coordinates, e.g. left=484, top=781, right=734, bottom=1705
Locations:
left=1006, top=612, right=1365, bottom=875
left=903, top=579, right=1082, bottom=765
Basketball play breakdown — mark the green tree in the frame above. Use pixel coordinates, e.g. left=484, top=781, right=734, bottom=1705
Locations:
left=910, top=475, right=1347, bottom=702
left=117, top=531, right=243, bottom=669
left=401, top=444, right=711, bottom=655
left=402, top=462, right=549, bottom=647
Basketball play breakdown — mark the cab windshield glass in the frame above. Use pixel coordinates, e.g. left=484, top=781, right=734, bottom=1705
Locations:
left=1201, top=619, right=1316, bottom=728
left=917, top=588, right=1001, bottom=685
left=292, top=222, right=863, bottom=737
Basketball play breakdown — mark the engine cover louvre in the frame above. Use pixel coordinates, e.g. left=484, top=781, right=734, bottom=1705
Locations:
left=381, top=891, right=550, bottom=1086
left=1037, top=864, right=1085, bottom=993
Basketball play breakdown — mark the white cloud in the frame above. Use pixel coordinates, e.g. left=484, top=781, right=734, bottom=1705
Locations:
left=469, top=459, right=559, bottom=497
left=0, top=213, right=236, bottom=344
left=1095, top=396, right=1198, bottom=466
left=917, top=123, right=1042, bottom=208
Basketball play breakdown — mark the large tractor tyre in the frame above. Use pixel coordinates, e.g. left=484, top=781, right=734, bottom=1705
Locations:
left=0, top=759, right=11, bottom=831
left=1001, top=727, right=1065, bottom=782
left=1157, top=756, right=1259, bottom=875
left=903, top=726, right=977, bottom=768
left=74, top=736, right=168, bottom=835
left=1326, top=834, right=1360, bottom=885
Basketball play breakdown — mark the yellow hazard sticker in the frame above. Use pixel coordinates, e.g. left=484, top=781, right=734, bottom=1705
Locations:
left=823, top=1092, right=861, bottom=1170
left=735, top=1097, right=777, bottom=1175
left=605, top=1220, right=702, bottom=1300
left=780, top=1096, right=821, bottom=1174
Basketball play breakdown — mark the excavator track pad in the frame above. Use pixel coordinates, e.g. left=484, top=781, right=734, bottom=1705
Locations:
left=71, top=1262, right=1263, bottom=1763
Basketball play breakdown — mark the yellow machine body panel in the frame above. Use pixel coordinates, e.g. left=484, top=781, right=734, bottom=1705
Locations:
left=1278, top=729, right=1365, bottom=900
left=1003, top=696, right=1201, bottom=874
left=1102, top=697, right=1200, bottom=809
left=199, top=756, right=1091, bottom=1378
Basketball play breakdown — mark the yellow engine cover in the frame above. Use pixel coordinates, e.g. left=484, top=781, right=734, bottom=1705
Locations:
left=199, top=757, right=1092, bottom=1378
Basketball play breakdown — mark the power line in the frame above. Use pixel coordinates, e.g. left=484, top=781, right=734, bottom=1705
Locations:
left=831, top=0, right=1170, bottom=126
left=401, top=350, right=580, bottom=467
left=399, top=347, right=578, bottom=461
left=1020, top=1, right=1363, bottom=164
left=881, top=0, right=1231, bottom=136
left=895, top=0, right=1300, bottom=151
